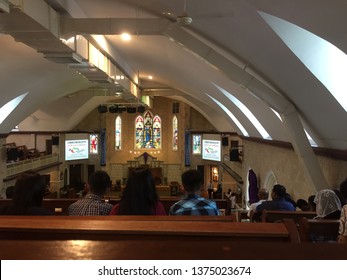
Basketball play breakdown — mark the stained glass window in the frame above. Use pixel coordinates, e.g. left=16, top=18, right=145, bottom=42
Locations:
left=135, top=111, right=161, bottom=149
left=173, top=115, right=178, bottom=150
left=153, top=115, right=161, bottom=149
left=115, top=116, right=121, bottom=150
left=90, top=134, right=98, bottom=154
left=135, top=115, right=144, bottom=149
left=192, top=134, right=202, bottom=154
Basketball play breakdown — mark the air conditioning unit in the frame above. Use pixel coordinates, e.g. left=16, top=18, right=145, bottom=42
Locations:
left=43, top=52, right=83, bottom=64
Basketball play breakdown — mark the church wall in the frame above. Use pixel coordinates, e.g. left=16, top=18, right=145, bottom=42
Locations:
left=241, top=139, right=347, bottom=203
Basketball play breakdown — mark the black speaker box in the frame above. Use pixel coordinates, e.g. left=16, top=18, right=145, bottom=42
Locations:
left=137, top=105, right=145, bottom=113
left=52, top=136, right=59, bottom=145
left=98, top=105, right=108, bottom=113
left=108, top=106, right=118, bottom=113
left=222, top=137, right=229, bottom=146
left=127, top=107, right=137, bottom=113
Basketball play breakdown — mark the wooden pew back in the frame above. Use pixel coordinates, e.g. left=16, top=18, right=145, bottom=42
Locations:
left=261, top=210, right=317, bottom=223
left=2, top=239, right=347, bottom=260
left=298, top=217, right=340, bottom=242
left=0, top=216, right=299, bottom=243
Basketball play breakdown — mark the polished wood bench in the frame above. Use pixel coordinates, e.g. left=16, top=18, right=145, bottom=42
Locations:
left=1, top=239, right=346, bottom=260
left=261, top=210, right=317, bottom=223
left=0, top=216, right=299, bottom=243
left=298, top=217, right=340, bottom=242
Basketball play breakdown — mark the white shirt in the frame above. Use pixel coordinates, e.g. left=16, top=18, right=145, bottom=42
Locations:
left=247, top=199, right=267, bottom=217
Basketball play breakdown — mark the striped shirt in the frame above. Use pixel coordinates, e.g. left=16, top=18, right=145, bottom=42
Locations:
left=68, top=193, right=113, bottom=216
left=169, top=194, right=220, bottom=216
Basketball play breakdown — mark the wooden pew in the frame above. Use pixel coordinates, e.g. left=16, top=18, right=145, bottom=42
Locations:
left=1, top=239, right=347, bottom=260
left=261, top=210, right=317, bottom=223
left=0, top=216, right=300, bottom=243
left=298, top=217, right=340, bottom=242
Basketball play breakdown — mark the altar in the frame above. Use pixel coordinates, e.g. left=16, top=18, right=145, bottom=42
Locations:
left=127, top=152, right=165, bottom=186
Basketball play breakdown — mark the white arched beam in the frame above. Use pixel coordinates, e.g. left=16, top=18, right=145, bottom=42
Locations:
left=163, top=24, right=327, bottom=192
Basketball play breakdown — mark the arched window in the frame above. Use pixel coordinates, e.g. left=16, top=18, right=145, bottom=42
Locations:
left=153, top=115, right=161, bottom=149
left=172, top=115, right=178, bottom=150
left=115, top=116, right=121, bottom=150
left=135, top=115, right=144, bottom=149
left=134, top=110, right=161, bottom=149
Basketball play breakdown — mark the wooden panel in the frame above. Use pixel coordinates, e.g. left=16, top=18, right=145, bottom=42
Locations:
left=0, top=216, right=296, bottom=243
left=1, top=239, right=347, bottom=260
left=261, top=210, right=317, bottom=223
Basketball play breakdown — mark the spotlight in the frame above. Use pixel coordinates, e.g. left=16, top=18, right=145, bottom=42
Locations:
left=98, top=105, right=108, bottom=113
left=108, top=105, right=118, bottom=113
left=137, top=105, right=146, bottom=113
left=127, top=107, right=137, bottom=113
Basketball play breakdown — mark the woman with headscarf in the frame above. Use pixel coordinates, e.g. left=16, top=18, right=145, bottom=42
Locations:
left=314, top=189, right=341, bottom=219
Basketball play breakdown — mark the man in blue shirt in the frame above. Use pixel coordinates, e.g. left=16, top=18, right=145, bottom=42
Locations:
left=169, top=169, right=220, bottom=215
left=256, top=184, right=296, bottom=214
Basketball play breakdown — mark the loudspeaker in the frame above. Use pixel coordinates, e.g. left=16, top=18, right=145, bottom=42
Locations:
left=52, top=136, right=59, bottom=145
left=108, top=106, right=118, bottom=113
left=222, top=137, right=229, bottom=146
left=127, top=107, right=137, bottom=113
left=230, top=149, right=239, bottom=162
left=137, top=105, right=145, bottom=113
left=98, top=105, right=108, bottom=113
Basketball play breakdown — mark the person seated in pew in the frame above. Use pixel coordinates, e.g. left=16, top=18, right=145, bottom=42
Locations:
left=338, top=203, right=347, bottom=243
left=314, top=189, right=341, bottom=220
left=68, top=170, right=113, bottom=216
left=255, top=184, right=295, bottom=220
left=110, top=168, right=166, bottom=215
left=339, top=177, right=347, bottom=206
left=296, top=198, right=311, bottom=211
left=308, top=195, right=316, bottom=212
left=247, top=188, right=269, bottom=220
left=0, top=171, right=52, bottom=215
left=5, top=186, right=14, bottom=199
left=169, top=169, right=219, bottom=216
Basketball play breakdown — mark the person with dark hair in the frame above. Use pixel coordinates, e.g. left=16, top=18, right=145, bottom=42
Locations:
left=0, top=171, right=52, bottom=215
left=339, top=177, right=347, bottom=206
left=68, top=170, right=113, bottom=215
left=296, top=198, right=310, bottom=211
left=169, top=169, right=219, bottom=215
left=308, top=195, right=316, bottom=212
left=339, top=178, right=347, bottom=243
left=110, top=168, right=165, bottom=215
left=256, top=184, right=296, bottom=214
left=5, top=186, right=14, bottom=199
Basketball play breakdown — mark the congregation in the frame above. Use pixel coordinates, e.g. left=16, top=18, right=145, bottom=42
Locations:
left=0, top=169, right=346, bottom=243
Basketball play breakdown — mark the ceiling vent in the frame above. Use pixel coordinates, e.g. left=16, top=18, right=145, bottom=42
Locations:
left=43, top=52, right=83, bottom=64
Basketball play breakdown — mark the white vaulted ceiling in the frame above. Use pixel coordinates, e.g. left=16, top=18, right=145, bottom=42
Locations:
left=0, top=0, right=346, bottom=152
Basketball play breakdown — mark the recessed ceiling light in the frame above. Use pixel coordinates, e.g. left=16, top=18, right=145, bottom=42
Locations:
left=148, top=75, right=153, bottom=80
left=121, top=33, right=131, bottom=41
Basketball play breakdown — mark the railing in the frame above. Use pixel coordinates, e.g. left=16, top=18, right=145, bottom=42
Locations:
left=6, top=153, right=60, bottom=177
